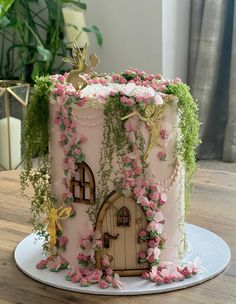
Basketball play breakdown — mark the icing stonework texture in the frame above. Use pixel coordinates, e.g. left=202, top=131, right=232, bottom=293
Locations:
left=22, top=69, right=201, bottom=288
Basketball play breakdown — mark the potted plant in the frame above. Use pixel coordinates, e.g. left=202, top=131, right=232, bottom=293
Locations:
left=0, top=0, right=102, bottom=170
left=0, top=0, right=103, bottom=82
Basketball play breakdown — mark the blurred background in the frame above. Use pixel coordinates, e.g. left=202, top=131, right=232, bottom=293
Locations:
left=0, top=0, right=235, bottom=169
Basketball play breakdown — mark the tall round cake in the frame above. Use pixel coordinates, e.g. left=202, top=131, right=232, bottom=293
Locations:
left=22, top=67, right=200, bottom=287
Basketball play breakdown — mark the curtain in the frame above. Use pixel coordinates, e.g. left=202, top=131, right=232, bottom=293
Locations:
left=188, top=0, right=236, bottom=161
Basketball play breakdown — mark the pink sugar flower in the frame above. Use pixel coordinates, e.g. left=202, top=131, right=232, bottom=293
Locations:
left=159, top=192, right=168, bottom=205
left=164, top=276, right=173, bottom=284
left=146, top=209, right=154, bottom=218
left=36, top=259, right=47, bottom=269
left=147, top=211, right=164, bottom=234
left=106, top=268, right=113, bottom=276
left=99, top=280, right=109, bottom=289
left=134, top=167, right=142, bottom=174
left=60, top=133, right=68, bottom=145
left=134, top=186, right=146, bottom=198
left=63, top=117, right=71, bottom=128
left=135, top=95, right=143, bottom=103
left=159, top=129, right=169, bottom=139
left=80, top=135, right=88, bottom=143
left=89, top=269, right=102, bottom=283
left=179, top=266, right=193, bottom=278
left=138, top=230, right=147, bottom=238
left=46, top=255, right=62, bottom=271
left=120, top=95, right=128, bottom=104
left=109, top=90, right=116, bottom=96
left=138, top=251, right=147, bottom=259
left=71, top=271, right=82, bottom=283
left=74, top=148, right=81, bottom=155
left=148, top=239, right=157, bottom=248
left=101, top=255, right=111, bottom=267
left=66, top=157, right=76, bottom=171
left=147, top=247, right=161, bottom=260
left=149, top=201, right=155, bottom=209
left=157, top=151, right=167, bottom=161
left=58, top=75, right=66, bottom=83
left=149, top=191, right=159, bottom=201
left=141, top=271, right=150, bottom=279
left=137, top=196, right=150, bottom=207
left=171, top=271, right=184, bottom=282
left=155, top=275, right=165, bottom=285
left=106, top=275, right=113, bottom=283
left=80, top=278, right=89, bottom=287
left=58, top=235, right=68, bottom=247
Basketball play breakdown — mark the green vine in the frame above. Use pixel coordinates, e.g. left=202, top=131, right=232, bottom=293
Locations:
left=20, top=76, right=53, bottom=244
left=165, top=83, right=201, bottom=213
left=90, top=95, right=147, bottom=221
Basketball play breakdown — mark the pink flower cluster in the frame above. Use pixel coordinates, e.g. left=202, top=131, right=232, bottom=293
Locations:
left=66, top=266, right=126, bottom=289
left=86, top=77, right=109, bottom=86
left=53, top=95, right=88, bottom=205
left=77, top=252, right=95, bottom=266
left=77, top=231, right=102, bottom=267
left=142, top=258, right=202, bottom=285
left=112, top=68, right=181, bottom=93
left=80, top=231, right=102, bottom=252
left=120, top=116, right=168, bottom=267
left=50, top=73, right=87, bottom=106
left=57, top=235, right=69, bottom=252
left=36, top=255, right=69, bottom=272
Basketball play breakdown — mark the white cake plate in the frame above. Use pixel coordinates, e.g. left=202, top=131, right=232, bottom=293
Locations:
left=14, top=224, right=231, bottom=295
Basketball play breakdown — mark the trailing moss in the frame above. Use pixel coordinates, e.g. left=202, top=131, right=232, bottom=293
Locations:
left=20, top=76, right=53, bottom=245
left=165, top=83, right=201, bottom=213
left=22, top=76, right=52, bottom=164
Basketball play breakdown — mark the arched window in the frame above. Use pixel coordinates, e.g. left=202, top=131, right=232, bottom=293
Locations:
left=70, top=162, right=95, bottom=204
left=117, top=207, right=130, bottom=226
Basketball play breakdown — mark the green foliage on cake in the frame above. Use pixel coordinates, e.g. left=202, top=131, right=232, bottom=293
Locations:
left=20, top=76, right=53, bottom=247
left=165, top=83, right=201, bottom=212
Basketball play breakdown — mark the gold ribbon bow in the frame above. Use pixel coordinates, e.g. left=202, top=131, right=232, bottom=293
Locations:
left=44, top=206, right=72, bottom=254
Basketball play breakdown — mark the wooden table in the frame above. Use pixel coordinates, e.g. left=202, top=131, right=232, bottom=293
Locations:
left=0, top=168, right=235, bottom=304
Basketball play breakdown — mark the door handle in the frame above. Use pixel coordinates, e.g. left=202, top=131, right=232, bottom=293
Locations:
left=103, top=232, right=120, bottom=249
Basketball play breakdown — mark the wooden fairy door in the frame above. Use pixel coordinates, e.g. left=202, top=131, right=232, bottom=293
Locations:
left=96, top=192, right=149, bottom=276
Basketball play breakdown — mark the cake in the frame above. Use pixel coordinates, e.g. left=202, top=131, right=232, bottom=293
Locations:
left=21, top=53, right=200, bottom=288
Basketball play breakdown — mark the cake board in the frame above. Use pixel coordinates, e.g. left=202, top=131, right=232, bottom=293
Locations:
left=14, top=223, right=231, bottom=295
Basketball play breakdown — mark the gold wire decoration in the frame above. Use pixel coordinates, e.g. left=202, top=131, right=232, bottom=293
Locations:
left=63, top=41, right=103, bottom=90
left=122, top=102, right=168, bottom=161
left=0, top=80, right=30, bottom=170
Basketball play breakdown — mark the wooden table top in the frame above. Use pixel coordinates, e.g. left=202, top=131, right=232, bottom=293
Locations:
left=0, top=168, right=235, bottom=304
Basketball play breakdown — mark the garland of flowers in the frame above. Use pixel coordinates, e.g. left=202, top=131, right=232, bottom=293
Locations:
left=50, top=73, right=88, bottom=207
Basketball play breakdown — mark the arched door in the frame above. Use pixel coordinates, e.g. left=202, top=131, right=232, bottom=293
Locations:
left=96, top=192, right=148, bottom=276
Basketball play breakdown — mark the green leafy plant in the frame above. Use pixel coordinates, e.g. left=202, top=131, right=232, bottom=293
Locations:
left=0, top=0, right=102, bottom=83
